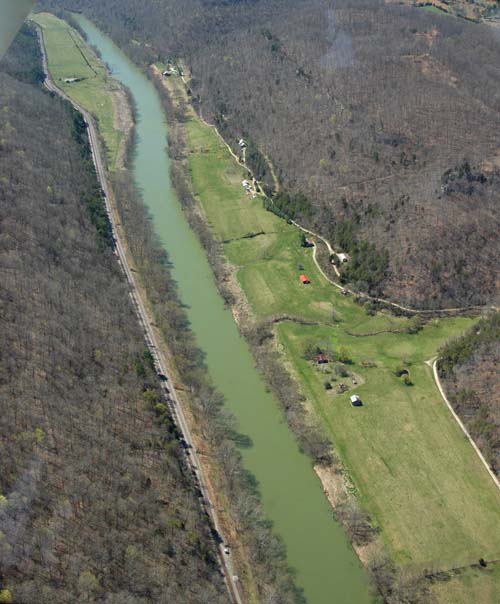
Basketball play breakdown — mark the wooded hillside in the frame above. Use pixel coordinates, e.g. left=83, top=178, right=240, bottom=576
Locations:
left=438, top=311, right=500, bottom=476
left=0, top=26, right=226, bottom=604
left=41, top=0, right=500, bottom=309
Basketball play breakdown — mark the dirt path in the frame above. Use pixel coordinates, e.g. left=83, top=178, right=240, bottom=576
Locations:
left=170, top=71, right=498, bottom=317
left=429, top=359, right=500, bottom=491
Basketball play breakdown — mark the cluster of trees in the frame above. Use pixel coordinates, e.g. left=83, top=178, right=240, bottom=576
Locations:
left=438, top=311, right=500, bottom=475
left=38, top=0, right=500, bottom=308
left=0, top=28, right=227, bottom=604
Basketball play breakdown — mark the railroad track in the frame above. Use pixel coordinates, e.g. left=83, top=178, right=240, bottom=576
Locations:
left=35, top=23, right=243, bottom=604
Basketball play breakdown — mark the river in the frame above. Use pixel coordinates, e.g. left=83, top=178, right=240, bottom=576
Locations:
left=74, top=15, right=371, bottom=604
left=0, top=0, right=36, bottom=58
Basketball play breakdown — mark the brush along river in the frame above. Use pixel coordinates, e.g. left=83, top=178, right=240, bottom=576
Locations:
left=74, top=15, right=371, bottom=604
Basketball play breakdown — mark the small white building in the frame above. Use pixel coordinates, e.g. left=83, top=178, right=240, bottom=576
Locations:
left=337, top=252, right=349, bottom=263
left=162, top=68, right=177, bottom=77
left=350, top=394, right=362, bottom=406
left=238, top=138, right=247, bottom=148
left=242, top=179, right=251, bottom=191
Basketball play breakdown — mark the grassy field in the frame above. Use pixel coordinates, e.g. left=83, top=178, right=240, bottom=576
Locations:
left=32, top=12, right=123, bottom=169
left=421, top=5, right=452, bottom=16
left=430, top=564, right=500, bottom=603
left=178, top=75, right=500, bottom=579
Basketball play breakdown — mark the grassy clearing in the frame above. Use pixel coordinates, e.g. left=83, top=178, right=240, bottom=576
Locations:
left=421, top=5, right=451, bottom=16
left=174, top=72, right=500, bottom=591
left=430, top=564, right=500, bottom=603
left=278, top=320, right=500, bottom=568
left=32, top=12, right=123, bottom=168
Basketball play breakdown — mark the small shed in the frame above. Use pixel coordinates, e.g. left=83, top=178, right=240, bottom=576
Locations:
left=299, top=274, right=311, bottom=284
left=350, top=394, right=362, bottom=407
left=238, top=138, right=247, bottom=148
left=316, top=354, right=329, bottom=364
left=337, top=253, right=349, bottom=263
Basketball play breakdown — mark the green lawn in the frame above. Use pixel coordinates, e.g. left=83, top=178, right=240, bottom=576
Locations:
left=181, top=80, right=500, bottom=573
left=32, top=13, right=123, bottom=168
left=431, top=564, right=500, bottom=604
left=187, top=119, right=282, bottom=243
left=278, top=320, right=500, bottom=569
left=421, top=5, right=451, bottom=15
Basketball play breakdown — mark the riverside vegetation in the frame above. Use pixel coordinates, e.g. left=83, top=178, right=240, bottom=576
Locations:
left=0, top=25, right=227, bottom=604
left=32, top=13, right=306, bottom=604
left=153, top=67, right=500, bottom=604
left=31, top=3, right=500, bottom=602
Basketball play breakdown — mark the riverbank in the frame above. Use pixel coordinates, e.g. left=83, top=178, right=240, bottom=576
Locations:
left=70, top=15, right=373, bottom=604
left=154, top=66, right=500, bottom=602
left=32, top=14, right=270, bottom=603
left=37, top=12, right=376, bottom=604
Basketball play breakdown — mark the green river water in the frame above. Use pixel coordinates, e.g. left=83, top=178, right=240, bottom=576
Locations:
left=0, top=0, right=35, bottom=58
left=73, top=15, right=371, bottom=604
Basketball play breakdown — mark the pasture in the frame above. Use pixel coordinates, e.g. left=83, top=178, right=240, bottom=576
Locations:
left=32, top=13, right=123, bottom=168
left=182, top=87, right=500, bottom=575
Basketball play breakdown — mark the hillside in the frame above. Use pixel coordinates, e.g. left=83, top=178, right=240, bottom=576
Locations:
left=0, top=26, right=226, bottom=604
left=438, top=311, right=500, bottom=476
left=40, top=0, right=500, bottom=309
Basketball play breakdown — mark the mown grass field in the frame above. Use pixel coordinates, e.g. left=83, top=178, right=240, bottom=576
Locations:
left=278, top=321, right=500, bottom=568
left=430, top=564, right=500, bottom=603
left=32, top=12, right=123, bottom=168
left=180, top=77, right=500, bottom=581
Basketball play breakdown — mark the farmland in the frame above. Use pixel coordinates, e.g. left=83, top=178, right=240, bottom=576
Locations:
left=430, top=564, right=500, bottom=603
left=172, top=73, right=500, bottom=586
left=32, top=12, right=125, bottom=169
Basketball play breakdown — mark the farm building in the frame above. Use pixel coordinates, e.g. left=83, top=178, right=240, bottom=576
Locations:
left=350, top=394, right=362, bottom=407
left=337, top=253, right=349, bottom=263
left=242, top=180, right=252, bottom=193
left=299, top=274, right=311, bottom=284
left=163, top=67, right=178, bottom=77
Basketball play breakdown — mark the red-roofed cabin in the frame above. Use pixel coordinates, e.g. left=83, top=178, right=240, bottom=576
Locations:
left=300, top=274, right=311, bottom=284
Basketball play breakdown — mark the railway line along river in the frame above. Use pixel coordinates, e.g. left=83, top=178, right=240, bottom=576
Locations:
left=74, top=14, right=371, bottom=604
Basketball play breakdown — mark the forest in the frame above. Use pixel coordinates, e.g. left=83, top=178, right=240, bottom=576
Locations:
left=39, top=0, right=500, bottom=309
left=0, top=26, right=227, bottom=604
left=438, top=311, right=500, bottom=476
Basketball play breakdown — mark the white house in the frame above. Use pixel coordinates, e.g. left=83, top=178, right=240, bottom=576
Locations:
left=238, top=138, right=247, bottom=148
left=242, top=179, right=251, bottom=190
left=337, top=252, right=349, bottom=263
left=350, top=394, right=362, bottom=406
